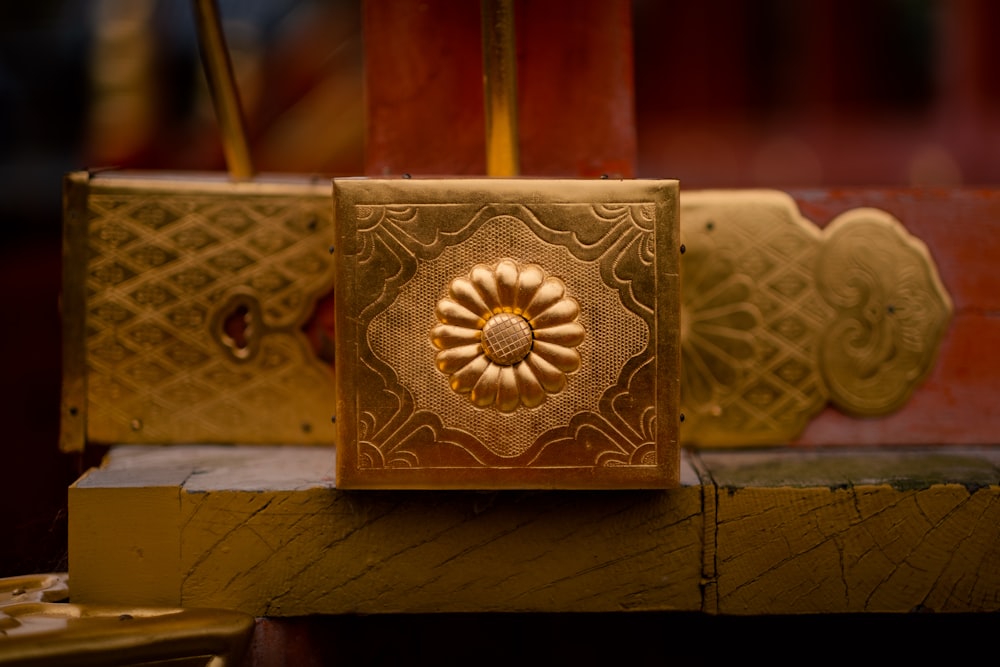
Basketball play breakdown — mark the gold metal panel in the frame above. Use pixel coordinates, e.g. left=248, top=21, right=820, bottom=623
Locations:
left=62, top=179, right=948, bottom=457
left=61, top=171, right=336, bottom=449
left=333, top=178, right=680, bottom=489
left=679, top=191, right=952, bottom=446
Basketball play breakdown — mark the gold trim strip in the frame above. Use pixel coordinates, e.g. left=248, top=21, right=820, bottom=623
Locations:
left=192, top=0, right=254, bottom=180
left=482, top=0, right=520, bottom=176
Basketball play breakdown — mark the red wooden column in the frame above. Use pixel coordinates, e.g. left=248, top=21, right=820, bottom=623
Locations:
left=363, top=0, right=637, bottom=177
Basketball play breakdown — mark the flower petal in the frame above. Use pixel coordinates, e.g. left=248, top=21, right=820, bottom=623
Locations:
left=436, top=344, right=483, bottom=374
left=525, top=352, right=566, bottom=394
left=436, top=299, right=486, bottom=329
left=533, top=322, right=585, bottom=347
left=531, top=339, right=581, bottom=373
left=450, top=354, right=489, bottom=393
left=430, top=324, right=481, bottom=350
left=514, top=361, right=545, bottom=408
left=529, top=297, right=580, bottom=329
left=449, top=278, right=492, bottom=319
left=470, top=361, right=501, bottom=407
left=495, top=365, right=520, bottom=412
left=523, top=277, right=565, bottom=320
left=514, top=264, right=545, bottom=314
left=470, top=264, right=502, bottom=312
left=494, top=260, right=519, bottom=311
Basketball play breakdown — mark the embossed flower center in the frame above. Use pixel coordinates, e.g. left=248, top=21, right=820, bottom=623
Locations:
left=431, top=259, right=584, bottom=413
left=481, top=313, right=532, bottom=365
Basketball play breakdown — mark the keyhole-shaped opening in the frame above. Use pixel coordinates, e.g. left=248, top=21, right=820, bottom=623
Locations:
left=215, top=295, right=262, bottom=361
left=223, top=304, right=251, bottom=354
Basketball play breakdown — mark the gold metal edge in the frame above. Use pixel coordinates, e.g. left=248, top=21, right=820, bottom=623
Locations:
left=332, top=180, right=358, bottom=477
left=656, top=181, right=682, bottom=484
left=82, top=170, right=330, bottom=196
left=334, top=177, right=675, bottom=204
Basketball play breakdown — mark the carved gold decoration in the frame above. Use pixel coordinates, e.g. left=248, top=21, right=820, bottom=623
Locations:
left=61, top=172, right=337, bottom=450
left=816, top=209, right=952, bottom=416
left=61, top=176, right=949, bottom=458
left=334, top=178, right=680, bottom=489
left=432, top=259, right=584, bottom=412
left=679, top=191, right=952, bottom=446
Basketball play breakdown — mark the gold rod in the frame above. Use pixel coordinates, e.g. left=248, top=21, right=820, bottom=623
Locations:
left=192, top=0, right=254, bottom=180
left=482, top=0, right=520, bottom=177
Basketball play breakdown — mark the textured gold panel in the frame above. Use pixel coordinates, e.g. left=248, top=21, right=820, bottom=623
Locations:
left=62, top=179, right=948, bottom=457
left=61, top=172, right=337, bottom=449
left=679, top=191, right=952, bottom=446
left=333, top=179, right=681, bottom=489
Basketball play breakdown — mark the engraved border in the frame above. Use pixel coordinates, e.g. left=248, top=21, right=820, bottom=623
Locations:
left=333, top=179, right=680, bottom=489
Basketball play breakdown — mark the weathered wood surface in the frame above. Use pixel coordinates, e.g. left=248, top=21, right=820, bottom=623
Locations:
left=700, top=448, right=1000, bottom=613
left=69, top=445, right=1000, bottom=615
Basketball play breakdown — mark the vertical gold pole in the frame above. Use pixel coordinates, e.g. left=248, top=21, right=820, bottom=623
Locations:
left=192, top=0, right=254, bottom=180
left=482, top=0, right=520, bottom=177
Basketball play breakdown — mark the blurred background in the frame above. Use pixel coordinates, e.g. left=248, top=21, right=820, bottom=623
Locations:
left=1, top=0, right=998, bottom=587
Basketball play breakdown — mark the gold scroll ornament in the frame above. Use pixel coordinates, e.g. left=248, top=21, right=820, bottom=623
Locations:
left=679, top=191, right=952, bottom=446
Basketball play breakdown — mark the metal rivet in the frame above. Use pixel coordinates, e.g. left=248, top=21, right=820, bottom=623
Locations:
left=302, top=423, right=312, bottom=434
left=330, top=415, right=337, bottom=423
left=706, top=221, right=715, bottom=231
left=680, top=244, right=686, bottom=255
left=679, top=413, right=686, bottom=423
left=11, top=588, right=26, bottom=596
left=600, top=174, right=609, bottom=179
left=119, top=614, right=133, bottom=621
left=130, top=419, right=142, bottom=431
left=402, top=173, right=411, bottom=179
left=69, top=406, right=79, bottom=417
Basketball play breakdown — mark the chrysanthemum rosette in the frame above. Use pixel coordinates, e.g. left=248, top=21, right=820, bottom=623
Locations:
left=431, top=259, right=585, bottom=413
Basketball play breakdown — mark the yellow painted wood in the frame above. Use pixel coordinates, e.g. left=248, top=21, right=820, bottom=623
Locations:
left=182, top=485, right=704, bottom=615
left=71, top=446, right=703, bottom=615
left=68, top=446, right=1000, bottom=615
left=68, top=479, right=184, bottom=607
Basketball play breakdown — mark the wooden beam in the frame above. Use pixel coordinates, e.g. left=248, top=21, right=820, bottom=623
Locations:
left=69, top=445, right=999, bottom=615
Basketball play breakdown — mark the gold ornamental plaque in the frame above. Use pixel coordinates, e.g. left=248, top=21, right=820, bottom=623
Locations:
left=333, top=179, right=680, bottom=489
left=61, top=171, right=337, bottom=450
